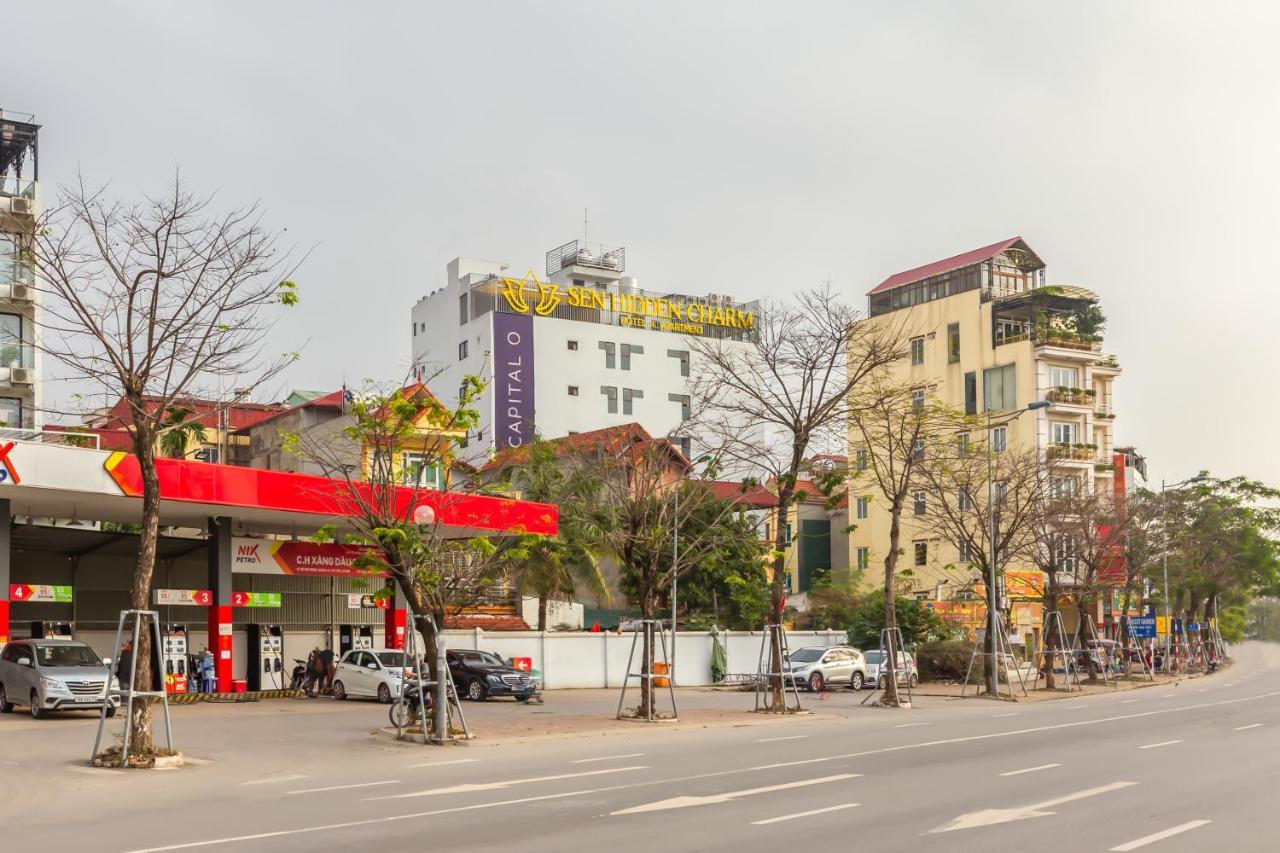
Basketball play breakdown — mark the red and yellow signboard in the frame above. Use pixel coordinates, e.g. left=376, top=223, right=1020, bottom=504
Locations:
left=231, top=537, right=386, bottom=578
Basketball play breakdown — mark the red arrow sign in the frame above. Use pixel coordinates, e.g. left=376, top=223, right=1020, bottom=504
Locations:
left=232, top=591, right=249, bottom=607
left=193, top=590, right=212, bottom=606
left=9, top=584, right=32, bottom=601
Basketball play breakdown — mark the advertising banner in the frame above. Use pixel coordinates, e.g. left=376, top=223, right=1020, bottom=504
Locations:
left=493, top=311, right=535, bottom=450
left=1130, top=616, right=1157, bottom=638
left=232, top=591, right=281, bottom=608
left=346, top=593, right=390, bottom=610
left=9, top=584, right=72, bottom=603
left=1156, top=615, right=1169, bottom=636
left=154, top=588, right=213, bottom=606
left=231, top=537, right=386, bottom=578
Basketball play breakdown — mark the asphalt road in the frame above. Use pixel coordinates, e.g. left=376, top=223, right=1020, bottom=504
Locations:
left=4, top=642, right=1278, bottom=853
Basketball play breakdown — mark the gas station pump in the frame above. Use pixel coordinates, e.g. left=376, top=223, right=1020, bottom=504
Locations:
left=247, top=624, right=284, bottom=691
left=338, top=624, right=374, bottom=655
left=29, top=620, right=73, bottom=640
left=162, top=625, right=189, bottom=694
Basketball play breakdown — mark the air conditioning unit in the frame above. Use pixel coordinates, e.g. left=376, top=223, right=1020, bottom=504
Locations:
left=9, top=198, right=33, bottom=215
left=9, top=367, right=34, bottom=385
left=10, top=283, right=34, bottom=301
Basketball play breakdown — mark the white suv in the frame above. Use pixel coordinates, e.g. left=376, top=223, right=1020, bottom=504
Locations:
left=862, top=650, right=918, bottom=690
left=785, top=646, right=868, bottom=692
left=0, top=639, right=120, bottom=718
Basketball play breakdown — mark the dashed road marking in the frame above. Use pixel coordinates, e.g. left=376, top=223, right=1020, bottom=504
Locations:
left=1110, top=819, right=1210, bottom=851
left=999, top=763, right=1061, bottom=777
left=752, top=803, right=859, bottom=825
left=1137, top=740, right=1183, bottom=750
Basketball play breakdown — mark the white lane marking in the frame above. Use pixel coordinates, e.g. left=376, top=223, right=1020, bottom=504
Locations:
left=1197, top=688, right=1209, bottom=693
left=751, top=803, right=859, bottom=825
left=122, top=690, right=1280, bottom=853
left=572, top=753, right=646, bottom=763
left=993, top=712, right=1021, bottom=718
left=930, top=781, right=1137, bottom=833
left=999, top=763, right=1061, bottom=777
left=1137, top=740, right=1183, bottom=750
left=1162, top=694, right=1176, bottom=698
left=240, top=774, right=307, bottom=786
left=756, top=735, right=807, bottom=743
left=1121, top=699, right=1138, bottom=704
left=1234, top=723, right=1262, bottom=731
left=1109, top=819, right=1211, bottom=851
left=375, top=766, right=646, bottom=799
left=894, top=722, right=931, bottom=728
left=123, top=788, right=610, bottom=852
left=287, top=780, right=398, bottom=795
left=612, top=774, right=857, bottom=816
left=1067, top=704, right=1088, bottom=709
left=406, top=758, right=480, bottom=769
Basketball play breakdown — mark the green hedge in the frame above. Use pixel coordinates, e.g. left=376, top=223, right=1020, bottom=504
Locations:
left=916, top=639, right=978, bottom=682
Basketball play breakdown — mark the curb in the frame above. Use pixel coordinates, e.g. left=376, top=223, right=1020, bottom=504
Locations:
left=164, top=689, right=305, bottom=705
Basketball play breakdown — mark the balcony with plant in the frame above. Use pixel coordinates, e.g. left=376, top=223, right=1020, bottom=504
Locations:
left=1046, top=386, right=1095, bottom=406
left=1047, top=441, right=1096, bottom=462
left=992, top=285, right=1107, bottom=353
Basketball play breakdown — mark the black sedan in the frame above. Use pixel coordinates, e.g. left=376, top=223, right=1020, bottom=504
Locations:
left=447, top=649, right=538, bottom=701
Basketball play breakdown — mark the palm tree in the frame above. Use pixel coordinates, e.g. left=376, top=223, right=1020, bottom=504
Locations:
left=159, top=407, right=208, bottom=459
left=499, top=437, right=609, bottom=630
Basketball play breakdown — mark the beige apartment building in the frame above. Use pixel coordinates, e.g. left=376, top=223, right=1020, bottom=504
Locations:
left=847, top=238, right=1121, bottom=625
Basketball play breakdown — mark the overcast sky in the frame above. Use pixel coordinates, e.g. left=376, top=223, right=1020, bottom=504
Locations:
left=7, top=1, right=1277, bottom=487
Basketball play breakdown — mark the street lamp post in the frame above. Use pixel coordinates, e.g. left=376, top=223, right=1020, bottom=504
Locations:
left=670, top=448, right=714, bottom=683
left=1160, top=474, right=1206, bottom=666
left=982, top=400, right=1051, bottom=696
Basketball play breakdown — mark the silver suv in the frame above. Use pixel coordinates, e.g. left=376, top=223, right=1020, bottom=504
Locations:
left=785, top=646, right=868, bottom=692
left=0, top=639, right=119, bottom=719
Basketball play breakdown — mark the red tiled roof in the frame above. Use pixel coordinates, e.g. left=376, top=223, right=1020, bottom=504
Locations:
left=705, top=480, right=777, bottom=508
left=93, top=395, right=286, bottom=431
left=445, top=614, right=531, bottom=630
left=481, top=423, right=688, bottom=473
left=868, top=237, right=1030, bottom=295
left=44, top=424, right=136, bottom=451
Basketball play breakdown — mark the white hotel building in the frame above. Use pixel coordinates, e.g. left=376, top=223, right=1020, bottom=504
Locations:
left=410, top=240, right=758, bottom=458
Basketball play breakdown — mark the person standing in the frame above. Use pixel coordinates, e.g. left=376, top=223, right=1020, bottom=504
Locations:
left=116, top=640, right=135, bottom=690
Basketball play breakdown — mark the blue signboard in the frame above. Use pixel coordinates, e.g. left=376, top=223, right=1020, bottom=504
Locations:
left=1130, top=617, right=1157, bottom=638
left=1187, top=622, right=1201, bottom=633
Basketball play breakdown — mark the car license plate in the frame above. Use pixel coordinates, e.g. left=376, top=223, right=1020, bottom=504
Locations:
left=74, top=696, right=98, bottom=703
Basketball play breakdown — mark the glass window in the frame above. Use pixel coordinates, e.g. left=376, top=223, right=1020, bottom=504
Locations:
left=400, top=452, right=441, bottom=489
left=1051, top=422, right=1078, bottom=445
left=958, top=487, right=971, bottom=511
left=910, top=337, right=925, bottom=365
left=0, top=313, right=24, bottom=368
left=947, top=322, right=961, bottom=363
left=913, top=541, right=928, bottom=566
left=913, top=491, right=926, bottom=515
left=667, top=349, right=690, bottom=377
left=856, top=547, right=870, bottom=571
left=855, top=449, right=868, bottom=471
left=912, top=439, right=926, bottom=462
left=912, top=389, right=925, bottom=411
left=620, top=343, right=644, bottom=371
left=567, top=386, right=579, bottom=396
left=458, top=292, right=468, bottom=324
left=856, top=497, right=870, bottom=520
left=956, top=432, right=970, bottom=455
left=601, top=386, right=618, bottom=414
left=983, top=364, right=1016, bottom=411
left=1048, top=366, right=1079, bottom=389
left=0, top=397, right=21, bottom=429
left=457, top=340, right=468, bottom=361
left=599, top=341, right=616, bottom=369
left=1052, top=477, right=1079, bottom=498
left=34, top=643, right=102, bottom=666
left=991, top=426, right=1007, bottom=453
left=567, top=340, right=579, bottom=351
left=622, top=387, right=643, bottom=415
left=668, top=393, right=691, bottom=421
left=958, top=540, right=972, bottom=562
left=994, top=481, right=1008, bottom=503
left=964, top=372, right=977, bottom=415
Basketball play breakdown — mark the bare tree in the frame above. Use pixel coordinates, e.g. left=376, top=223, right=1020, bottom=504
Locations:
left=848, top=380, right=965, bottom=705
left=33, top=175, right=299, bottom=761
left=914, top=441, right=1046, bottom=695
left=690, top=285, right=902, bottom=708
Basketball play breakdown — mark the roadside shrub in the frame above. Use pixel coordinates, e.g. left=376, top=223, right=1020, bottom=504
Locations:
left=916, top=639, right=977, bottom=682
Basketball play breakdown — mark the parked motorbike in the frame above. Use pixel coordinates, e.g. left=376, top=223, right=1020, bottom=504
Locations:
left=389, top=679, right=457, bottom=728
left=289, top=659, right=309, bottom=691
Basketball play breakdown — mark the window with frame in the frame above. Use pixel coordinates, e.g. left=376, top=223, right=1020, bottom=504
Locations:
left=678, top=436, right=691, bottom=458
left=400, top=452, right=442, bottom=489
left=947, top=322, right=961, bottom=363
left=667, top=349, right=690, bottom=377
left=458, top=292, right=468, bottom=324
left=622, top=387, right=643, bottom=415
left=599, top=341, right=616, bottom=369
left=854, top=449, right=868, bottom=471
left=1048, top=365, right=1079, bottom=389
left=856, top=547, right=870, bottom=571
left=620, top=343, right=644, bottom=371
left=0, top=397, right=21, bottom=429
left=964, top=371, right=977, bottom=415
left=910, top=336, right=925, bottom=365
left=983, top=364, right=1016, bottom=411
left=668, top=393, right=691, bottom=421
left=913, top=540, right=928, bottom=567
left=601, top=386, right=618, bottom=413
left=958, top=486, right=972, bottom=512
left=911, top=388, right=925, bottom=410
left=567, top=340, right=579, bottom=351
left=913, top=491, right=926, bottom=515
left=567, top=386, right=579, bottom=396
left=0, top=313, right=24, bottom=368
left=991, top=426, right=1007, bottom=453
left=912, top=439, right=926, bottom=462
left=994, top=481, right=1008, bottom=503
left=1051, top=421, right=1078, bottom=445
left=956, top=431, right=970, bottom=455
left=855, top=496, right=870, bottom=520
left=1052, top=476, right=1078, bottom=498
left=958, top=539, right=972, bottom=562
left=457, top=340, right=468, bottom=361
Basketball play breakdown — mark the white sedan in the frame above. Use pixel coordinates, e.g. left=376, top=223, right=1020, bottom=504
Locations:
left=331, top=650, right=410, bottom=703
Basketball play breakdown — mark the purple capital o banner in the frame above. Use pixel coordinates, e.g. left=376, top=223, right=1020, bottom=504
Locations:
left=493, top=311, right=535, bottom=449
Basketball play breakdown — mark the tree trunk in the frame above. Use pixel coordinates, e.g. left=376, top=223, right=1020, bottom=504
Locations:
left=882, top=503, right=902, bottom=706
left=767, top=486, right=795, bottom=711
left=537, top=595, right=548, bottom=632
left=639, top=589, right=655, bottom=718
left=1043, top=571, right=1058, bottom=690
left=125, top=420, right=161, bottom=760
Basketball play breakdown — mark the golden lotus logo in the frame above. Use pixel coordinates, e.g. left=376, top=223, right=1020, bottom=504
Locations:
left=500, top=272, right=562, bottom=316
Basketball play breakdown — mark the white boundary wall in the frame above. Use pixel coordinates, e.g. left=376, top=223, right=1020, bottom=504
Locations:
left=440, top=628, right=846, bottom=689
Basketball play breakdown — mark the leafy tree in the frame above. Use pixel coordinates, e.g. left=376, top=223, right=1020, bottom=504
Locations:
left=843, top=592, right=951, bottom=650
left=158, top=407, right=208, bottom=459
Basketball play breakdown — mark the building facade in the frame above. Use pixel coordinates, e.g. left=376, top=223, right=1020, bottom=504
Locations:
left=410, top=241, right=757, bottom=461
left=0, top=109, right=42, bottom=432
left=847, top=237, right=1123, bottom=640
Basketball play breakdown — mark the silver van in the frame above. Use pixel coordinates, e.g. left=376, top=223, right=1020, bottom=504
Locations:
left=0, top=639, right=120, bottom=718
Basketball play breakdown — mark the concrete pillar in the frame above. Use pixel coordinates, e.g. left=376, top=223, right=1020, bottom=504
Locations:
left=0, top=498, right=9, bottom=644
left=384, top=579, right=408, bottom=650
left=207, top=516, right=234, bottom=690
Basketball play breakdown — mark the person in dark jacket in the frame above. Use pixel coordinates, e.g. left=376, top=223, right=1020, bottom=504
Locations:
left=116, top=641, right=134, bottom=689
